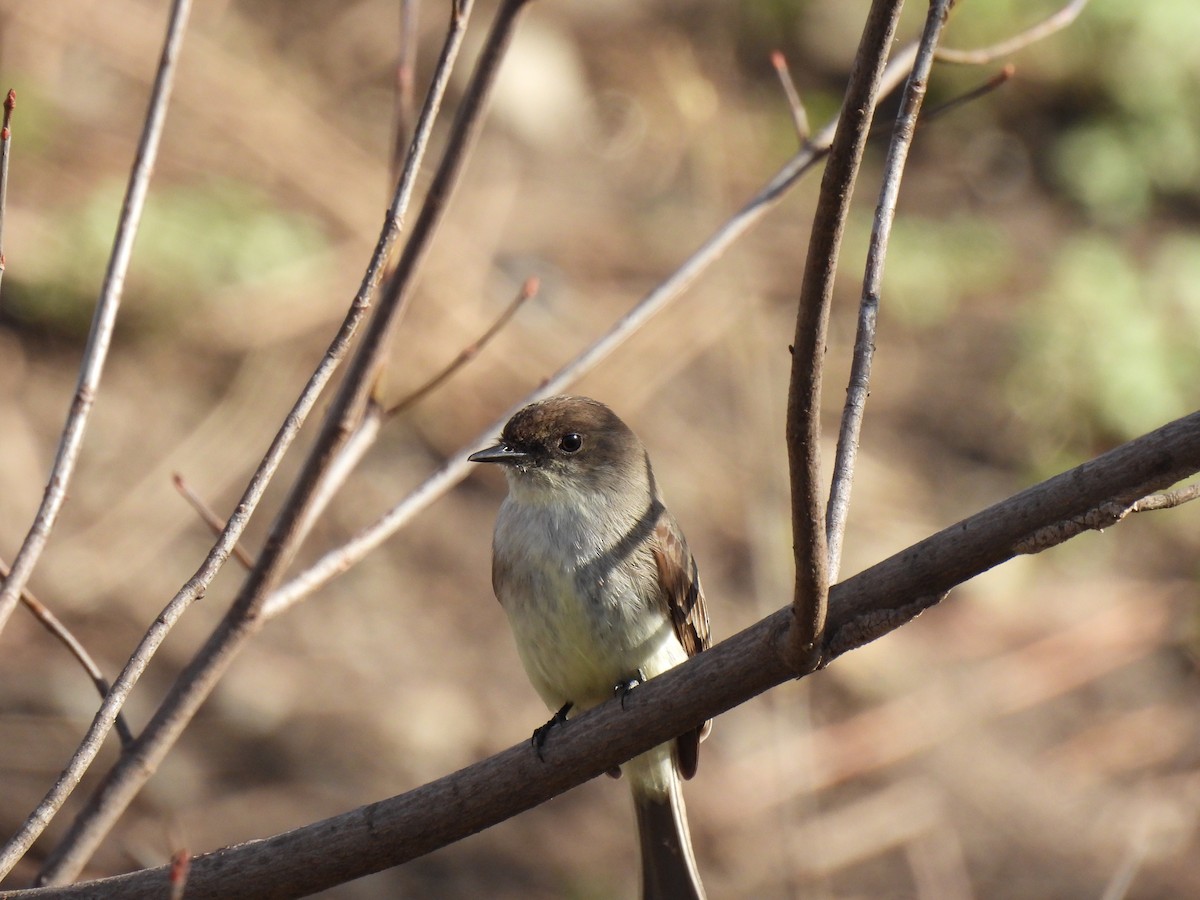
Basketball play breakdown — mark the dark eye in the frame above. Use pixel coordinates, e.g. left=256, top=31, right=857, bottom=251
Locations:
left=559, top=432, right=583, bottom=453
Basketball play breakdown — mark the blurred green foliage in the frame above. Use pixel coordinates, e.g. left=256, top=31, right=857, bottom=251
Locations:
left=4, top=179, right=325, bottom=338
left=901, top=0, right=1199, bottom=463
left=1051, top=0, right=1200, bottom=223
left=846, top=213, right=1014, bottom=327
left=1018, top=0, right=1200, bottom=464
left=1010, top=234, right=1200, bottom=469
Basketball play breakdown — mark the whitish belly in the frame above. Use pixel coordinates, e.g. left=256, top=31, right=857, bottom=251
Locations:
left=500, top=558, right=684, bottom=713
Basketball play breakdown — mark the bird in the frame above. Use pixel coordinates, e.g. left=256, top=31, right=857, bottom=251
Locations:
left=470, top=395, right=710, bottom=900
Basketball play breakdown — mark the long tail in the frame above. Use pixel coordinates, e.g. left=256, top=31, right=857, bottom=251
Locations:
left=627, top=748, right=705, bottom=900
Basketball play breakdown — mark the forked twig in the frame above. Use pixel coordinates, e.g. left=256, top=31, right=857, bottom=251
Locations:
left=823, top=0, right=1090, bottom=580
left=1, top=559, right=134, bottom=748
left=1, top=0, right=476, bottom=882
left=289, top=20, right=543, bottom=561
left=785, top=0, right=905, bottom=669
left=292, top=274, right=537, bottom=540
left=32, top=0, right=528, bottom=884
left=826, top=0, right=954, bottom=582
left=0, top=0, right=196, bottom=874
left=297, top=275, right=538, bottom=539
left=262, top=38, right=932, bottom=621
left=0, top=2, right=191, bottom=637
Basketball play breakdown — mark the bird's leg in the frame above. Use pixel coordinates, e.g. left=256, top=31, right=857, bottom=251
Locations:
left=532, top=701, right=572, bottom=761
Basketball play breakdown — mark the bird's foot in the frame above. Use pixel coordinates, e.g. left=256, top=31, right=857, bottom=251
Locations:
left=614, top=668, right=647, bottom=711
left=531, top=702, right=572, bottom=762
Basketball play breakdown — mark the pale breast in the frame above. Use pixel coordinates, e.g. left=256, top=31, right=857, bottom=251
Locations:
left=493, top=492, right=682, bottom=712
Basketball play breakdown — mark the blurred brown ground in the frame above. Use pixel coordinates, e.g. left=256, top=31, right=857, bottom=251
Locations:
left=1, top=1, right=1198, bottom=897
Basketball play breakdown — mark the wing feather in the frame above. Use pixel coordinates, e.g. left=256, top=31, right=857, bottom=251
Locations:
left=651, top=513, right=711, bottom=780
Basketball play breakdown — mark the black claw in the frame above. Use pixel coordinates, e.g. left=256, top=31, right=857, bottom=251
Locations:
left=614, top=668, right=647, bottom=710
left=531, top=702, right=572, bottom=761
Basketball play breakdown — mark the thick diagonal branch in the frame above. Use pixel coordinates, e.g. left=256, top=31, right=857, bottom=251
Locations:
left=11, top=411, right=1198, bottom=900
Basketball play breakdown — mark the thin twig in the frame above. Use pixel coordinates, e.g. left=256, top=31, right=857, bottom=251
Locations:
left=0, top=0, right=191, bottom=638
left=1131, top=482, right=1200, bottom=512
left=297, top=397, right=387, bottom=550
left=168, top=847, right=190, bottom=900
left=0, top=559, right=135, bottom=748
left=0, top=0, right=195, bottom=874
left=171, top=474, right=256, bottom=570
left=0, top=88, right=14, bottom=299
left=391, top=0, right=420, bottom=186
left=935, top=0, right=1089, bottom=65
left=390, top=275, right=539, bottom=414
left=263, top=42, right=932, bottom=622
left=2, top=0, right=475, bottom=882
left=827, top=0, right=953, bottom=582
left=785, top=0, right=905, bottom=671
left=292, top=0, right=480, bottom=563
left=238, top=0, right=504, bottom=614
left=920, top=64, right=1015, bottom=126
left=296, top=275, right=538, bottom=539
left=33, top=0, right=527, bottom=885
left=1012, top=481, right=1200, bottom=555
left=1099, top=834, right=1148, bottom=900
left=770, top=51, right=810, bottom=145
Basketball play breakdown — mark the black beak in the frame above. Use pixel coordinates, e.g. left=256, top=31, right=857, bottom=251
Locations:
left=468, top=443, right=530, bottom=465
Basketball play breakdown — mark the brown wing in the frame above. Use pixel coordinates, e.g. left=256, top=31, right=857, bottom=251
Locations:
left=651, top=513, right=711, bottom=780
left=651, top=515, right=710, bottom=658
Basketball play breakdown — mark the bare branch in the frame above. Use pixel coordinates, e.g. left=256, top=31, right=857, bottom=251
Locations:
left=936, top=0, right=1090, bottom=65
left=31, top=0, right=532, bottom=884
left=171, top=474, right=255, bottom=570
left=826, top=0, right=953, bottom=582
left=0, top=88, right=14, bottom=299
left=2, top=0, right=475, bottom=881
left=0, top=1, right=191, bottom=637
left=921, top=63, right=1015, bottom=125
left=1131, top=482, right=1200, bottom=512
left=0, top=559, right=134, bottom=748
left=263, top=39, right=930, bottom=621
left=0, top=1, right=194, bottom=872
left=391, top=0, right=421, bottom=186
left=770, top=51, right=810, bottom=145
left=12, top=410, right=1199, bottom=900
left=1012, top=480, right=1200, bottom=555
left=295, top=275, right=538, bottom=560
left=785, top=0, right=905, bottom=671
left=390, top=276, right=538, bottom=415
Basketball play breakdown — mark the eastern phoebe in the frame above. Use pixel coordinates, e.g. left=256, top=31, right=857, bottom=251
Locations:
left=470, top=395, right=710, bottom=900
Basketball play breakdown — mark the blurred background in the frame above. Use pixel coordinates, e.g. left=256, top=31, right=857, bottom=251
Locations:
left=1, top=0, right=1198, bottom=896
